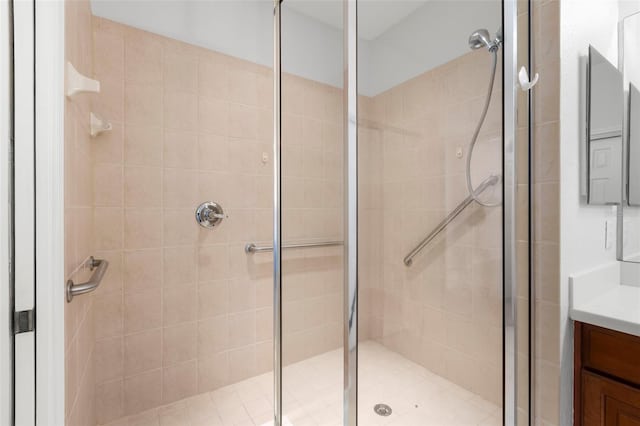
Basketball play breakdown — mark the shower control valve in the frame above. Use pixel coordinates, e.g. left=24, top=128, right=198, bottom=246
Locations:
left=195, top=201, right=226, bottom=228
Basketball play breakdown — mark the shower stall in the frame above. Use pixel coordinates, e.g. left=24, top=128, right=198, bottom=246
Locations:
left=38, top=0, right=533, bottom=425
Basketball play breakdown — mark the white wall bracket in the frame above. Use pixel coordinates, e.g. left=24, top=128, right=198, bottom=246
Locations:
left=89, top=112, right=112, bottom=137
left=65, top=61, right=100, bottom=98
left=518, top=66, right=540, bottom=91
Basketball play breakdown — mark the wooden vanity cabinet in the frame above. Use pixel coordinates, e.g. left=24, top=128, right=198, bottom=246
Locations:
left=575, top=322, right=640, bottom=425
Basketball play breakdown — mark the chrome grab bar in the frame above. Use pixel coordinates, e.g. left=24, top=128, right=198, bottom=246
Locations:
left=403, top=175, right=500, bottom=267
left=66, top=256, right=109, bottom=302
left=245, top=240, right=343, bottom=254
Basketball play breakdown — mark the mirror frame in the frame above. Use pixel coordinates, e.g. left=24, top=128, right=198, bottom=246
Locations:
left=618, top=11, right=640, bottom=262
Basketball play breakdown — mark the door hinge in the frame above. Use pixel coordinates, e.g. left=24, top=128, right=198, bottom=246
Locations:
left=13, top=309, right=35, bottom=334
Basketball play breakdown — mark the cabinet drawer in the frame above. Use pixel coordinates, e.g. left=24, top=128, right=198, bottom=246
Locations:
left=581, top=323, right=640, bottom=386
left=583, top=371, right=640, bottom=426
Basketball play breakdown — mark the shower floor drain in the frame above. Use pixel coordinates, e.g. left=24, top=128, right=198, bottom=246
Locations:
left=374, top=403, right=392, bottom=416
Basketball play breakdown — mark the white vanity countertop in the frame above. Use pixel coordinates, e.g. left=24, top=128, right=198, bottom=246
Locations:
left=569, top=261, right=640, bottom=337
left=571, top=284, right=640, bottom=336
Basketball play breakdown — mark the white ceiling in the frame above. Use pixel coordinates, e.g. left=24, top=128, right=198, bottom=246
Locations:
left=284, top=0, right=430, bottom=40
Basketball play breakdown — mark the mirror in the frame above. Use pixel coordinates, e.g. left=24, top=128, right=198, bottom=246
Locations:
left=586, top=45, right=624, bottom=205
left=625, top=10, right=640, bottom=209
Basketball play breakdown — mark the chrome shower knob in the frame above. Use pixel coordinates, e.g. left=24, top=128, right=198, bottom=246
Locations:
left=195, top=201, right=225, bottom=228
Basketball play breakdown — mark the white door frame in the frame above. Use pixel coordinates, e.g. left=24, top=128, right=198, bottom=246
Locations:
left=34, top=0, right=66, bottom=425
left=0, top=0, right=13, bottom=424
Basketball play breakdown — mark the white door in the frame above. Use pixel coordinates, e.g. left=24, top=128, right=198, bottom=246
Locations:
left=589, top=136, right=623, bottom=204
left=0, top=0, right=13, bottom=424
left=11, top=0, right=37, bottom=424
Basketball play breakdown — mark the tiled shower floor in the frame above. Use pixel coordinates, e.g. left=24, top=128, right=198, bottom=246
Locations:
left=104, top=341, right=500, bottom=426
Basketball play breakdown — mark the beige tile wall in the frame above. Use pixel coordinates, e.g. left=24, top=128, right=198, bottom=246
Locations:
left=361, top=50, right=504, bottom=405
left=65, top=0, right=97, bottom=425
left=358, top=99, right=385, bottom=342
left=281, top=72, right=344, bottom=365
left=90, top=17, right=344, bottom=424
left=532, top=1, right=561, bottom=425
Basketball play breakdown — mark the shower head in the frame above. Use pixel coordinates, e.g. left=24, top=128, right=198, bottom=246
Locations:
left=469, top=29, right=491, bottom=50
left=468, top=28, right=501, bottom=52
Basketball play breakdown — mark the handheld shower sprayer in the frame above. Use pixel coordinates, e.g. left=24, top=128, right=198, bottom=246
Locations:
left=468, top=28, right=502, bottom=52
left=465, top=28, right=502, bottom=207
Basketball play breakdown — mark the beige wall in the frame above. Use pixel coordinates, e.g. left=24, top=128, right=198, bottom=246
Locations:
left=358, top=99, right=384, bottom=342
left=359, top=49, right=503, bottom=405
left=532, top=0, right=561, bottom=425
left=281, top=72, right=344, bottom=365
left=90, top=17, right=343, bottom=424
left=65, top=0, right=97, bottom=425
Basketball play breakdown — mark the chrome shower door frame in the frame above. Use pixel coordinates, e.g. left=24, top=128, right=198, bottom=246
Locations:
left=272, top=1, right=283, bottom=425
left=503, top=0, right=519, bottom=424
left=343, top=1, right=358, bottom=426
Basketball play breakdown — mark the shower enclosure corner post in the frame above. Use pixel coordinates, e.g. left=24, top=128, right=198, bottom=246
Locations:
left=273, top=0, right=283, bottom=425
left=503, top=0, right=519, bottom=424
left=343, top=1, right=358, bottom=426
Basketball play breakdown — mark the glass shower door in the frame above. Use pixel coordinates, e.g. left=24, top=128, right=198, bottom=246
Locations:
left=354, top=1, right=529, bottom=425
left=278, top=1, right=345, bottom=425
left=273, top=1, right=530, bottom=424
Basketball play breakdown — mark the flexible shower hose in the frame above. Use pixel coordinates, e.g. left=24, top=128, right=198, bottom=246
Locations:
left=466, top=49, right=501, bottom=207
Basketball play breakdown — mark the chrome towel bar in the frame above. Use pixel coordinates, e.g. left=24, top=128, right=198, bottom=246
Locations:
left=66, top=256, right=109, bottom=302
left=403, top=175, right=499, bottom=267
left=245, top=240, right=343, bottom=254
